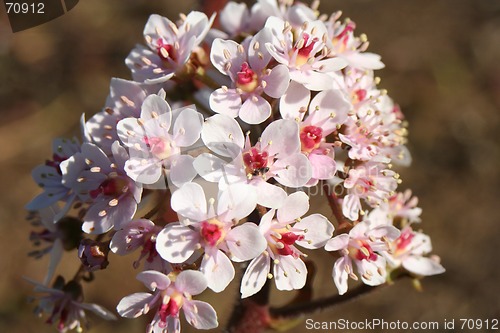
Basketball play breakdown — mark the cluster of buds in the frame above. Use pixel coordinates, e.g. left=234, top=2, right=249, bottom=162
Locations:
left=25, top=1, right=444, bottom=332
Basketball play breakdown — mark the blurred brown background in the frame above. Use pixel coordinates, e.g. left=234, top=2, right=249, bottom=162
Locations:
left=1, top=0, right=499, bottom=332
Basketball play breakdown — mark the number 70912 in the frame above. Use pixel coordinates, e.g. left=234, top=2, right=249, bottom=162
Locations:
left=5, top=2, right=45, bottom=14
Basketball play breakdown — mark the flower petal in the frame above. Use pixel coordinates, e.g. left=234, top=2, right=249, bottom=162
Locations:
left=209, top=89, right=243, bottom=118
left=240, top=254, right=270, bottom=298
left=172, top=108, right=203, bottom=147
left=279, top=81, right=310, bottom=120
left=116, top=292, right=155, bottom=318
left=238, top=95, right=271, bottom=125
left=263, top=64, right=290, bottom=98
left=171, top=182, right=207, bottom=221
left=273, top=256, right=307, bottom=291
left=277, top=191, right=309, bottom=223
left=175, top=270, right=208, bottom=295
left=402, top=256, right=445, bottom=276
left=156, top=223, right=199, bottom=263
left=137, top=270, right=171, bottom=291
left=226, top=223, right=267, bottom=261
left=200, top=249, right=235, bottom=292
left=184, top=300, right=219, bottom=329
left=295, top=214, right=334, bottom=249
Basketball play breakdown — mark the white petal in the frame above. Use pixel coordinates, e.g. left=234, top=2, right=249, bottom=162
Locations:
left=201, top=114, right=244, bottom=156
left=124, top=158, right=162, bottom=185
left=308, top=89, right=351, bottom=134
left=357, top=257, right=386, bottom=286
left=279, top=81, right=310, bottom=120
left=217, top=184, right=257, bottom=220
left=116, top=292, right=154, bottom=318
left=254, top=181, right=287, bottom=208
left=155, top=223, right=199, bottom=263
left=171, top=182, right=207, bottom=221
left=315, top=57, right=348, bottom=72
left=263, top=64, right=290, bottom=98
left=290, top=70, right=333, bottom=91
left=402, top=256, right=445, bottom=276
left=175, top=270, right=208, bottom=295
left=309, top=153, right=337, bottom=180
left=44, top=239, right=63, bottom=285
left=220, top=2, right=249, bottom=35
left=332, top=257, right=349, bottom=295
left=173, top=108, right=203, bottom=147
left=325, top=234, right=350, bottom=252
left=240, top=254, right=270, bottom=298
left=273, top=153, right=312, bottom=187
left=346, top=52, right=385, bottom=70
left=210, top=38, right=244, bottom=77
left=261, top=119, right=300, bottom=157
left=294, top=214, right=334, bottom=249
left=277, top=191, right=309, bottom=223
left=226, top=223, right=267, bottom=261
left=141, top=94, right=172, bottom=124
left=193, top=153, right=228, bottom=183
left=342, top=194, right=361, bottom=221
left=238, top=95, right=271, bottom=125
left=200, top=250, right=235, bottom=292
left=248, top=28, right=272, bottom=71
left=184, top=300, right=219, bottom=329
left=209, top=89, right=242, bottom=118
left=137, top=270, right=171, bottom=291
left=274, top=256, right=307, bottom=291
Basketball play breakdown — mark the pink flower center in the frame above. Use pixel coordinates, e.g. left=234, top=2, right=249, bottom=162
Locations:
left=351, top=240, right=377, bottom=261
left=157, top=39, right=176, bottom=61
left=275, top=232, right=304, bottom=257
left=201, top=221, right=223, bottom=247
left=300, top=125, right=323, bottom=152
left=352, top=89, right=367, bottom=103
left=395, top=228, right=415, bottom=253
left=294, top=33, right=318, bottom=66
left=243, top=147, right=269, bottom=177
left=144, top=136, right=172, bottom=160
left=158, top=298, right=179, bottom=327
left=236, top=62, right=259, bottom=93
left=90, top=175, right=129, bottom=199
left=334, top=21, right=356, bottom=45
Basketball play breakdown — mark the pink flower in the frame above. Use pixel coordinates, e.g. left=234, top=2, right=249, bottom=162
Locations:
left=384, top=226, right=445, bottom=276
left=265, top=16, right=347, bottom=96
left=110, top=219, right=172, bottom=273
left=126, top=12, right=215, bottom=84
left=117, top=270, right=218, bottom=332
left=342, top=163, right=398, bottom=221
left=326, top=16, right=385, bottom=70
left=210, top=29, right=290, bottom=124
left=280, top=89, right=351, bottom=186
left=117, top=93, right=203, bottom=186
left=241, top=192, right=334, bottom=297
left=196, top=115, right=312, bottom=208
left=60, top=142, right=142, bottom=234
left=27, top=276, right=116, bottom=332
left=155, top=182, right=267, bottom=292
left=325, top=220, right=400, bottom=295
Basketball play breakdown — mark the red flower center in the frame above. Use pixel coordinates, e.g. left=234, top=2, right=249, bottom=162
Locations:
left=90, top=176, right=129, bottom=199
left=300, top=125, right=323, bottom=152
left=275, top=231, right=304, bottom=256
left=243, top=147, right=269, bottom=177
left=352, top=240, right=377, bottom=261
left=201, top=221, right=223, bottom=247
left=236, top=62, right=258, bottom=93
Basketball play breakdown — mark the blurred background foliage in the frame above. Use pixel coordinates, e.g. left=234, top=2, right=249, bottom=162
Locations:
left=1, top=0, right=499, bottom=332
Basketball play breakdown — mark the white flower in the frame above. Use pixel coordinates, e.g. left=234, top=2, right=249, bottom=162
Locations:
left=195, top=115, right=312, bottom=208
left=60, top=142, right=142, bottom=234
left=117, top=93, right=203, bottom=186
left=155, top=182, right=267, bottom=292
left=325, top=221, right=400, bottom=295
left=117, top=270, right=218, bottom=332
left=210, top=29, right=289, bottom=124
left=342, top=163, right=398, bottom=221
left=126, top=12, right=215, bottom=84
left=384, top=226, right=445, bottom=276
left=241, top=192, right=334, bottom=297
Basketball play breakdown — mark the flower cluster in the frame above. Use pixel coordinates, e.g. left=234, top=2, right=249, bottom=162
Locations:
left=25, top=1, right=444, bottom=332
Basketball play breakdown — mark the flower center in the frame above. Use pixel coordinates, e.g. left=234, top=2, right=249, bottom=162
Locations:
left=45, top=153, right=66, bottom=175
left=352, top=89, right=367, bottom=104
left=394, top=228, right=415, bottom=255
left=300, top=125, right=323, bottom=153
left=333, top=21, right=356, bottom=47
left=200, top=219, right=224, bottom=247
left=144, top=136, right=173, bottom=160
left=294, top=33, right=318, bottom=67
left=90, top=175, right=130, bottom=199
left=236, top=62, right=259, bottom=93
left=243, top=147, right=269, bottom=177
left=350, top=240, right=377, bottom=261
left=157, top=39, right=176, bottom=61
left=158, top=296, right=180, bottom=327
